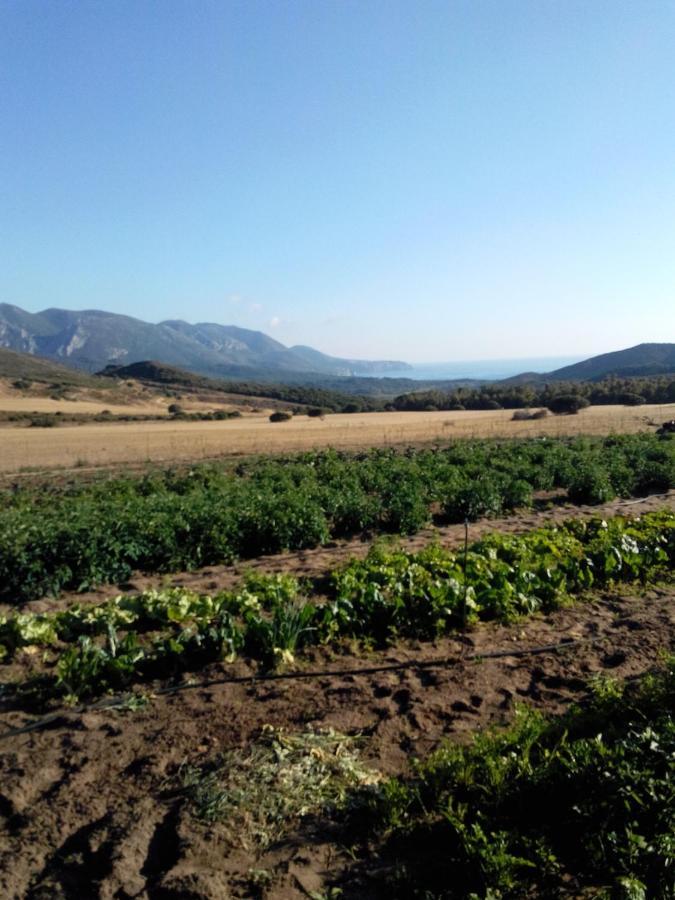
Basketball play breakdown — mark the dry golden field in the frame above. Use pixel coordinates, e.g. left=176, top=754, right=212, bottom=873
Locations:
left=0, top=402, right=672, bottom=473
left=0, top=396, right=170, bottom=416
left=0, top=379, right=265, bottom=416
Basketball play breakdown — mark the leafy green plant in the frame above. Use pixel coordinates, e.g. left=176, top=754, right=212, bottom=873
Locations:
left=350, top=659, right=675, bottom=898
left=3, top=512, right=673, bottom=702
left=56, top=629, right=144, bottom=700
left=567, top=462, right=616, bottom=504
left=1, top=435, right=671, bottom=603
left=245, top=601, right=317, bottom=667
left=326, top=511, right=674, bottom=642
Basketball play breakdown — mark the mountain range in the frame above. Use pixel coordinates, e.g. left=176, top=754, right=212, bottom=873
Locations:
left=1, top=304, right=673, bottom=387
left=0, top=304, right=410, bottom=378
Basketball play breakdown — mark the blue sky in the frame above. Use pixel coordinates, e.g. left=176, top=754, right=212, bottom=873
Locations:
left=1, top=1, right=673, bottom=363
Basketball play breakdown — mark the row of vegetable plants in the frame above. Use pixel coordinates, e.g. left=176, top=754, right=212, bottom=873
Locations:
left=344, top=659, right=675, bottom=898
left=2, top=511, right=672, bottom=703
left=1, top=434, right=673, bottom=603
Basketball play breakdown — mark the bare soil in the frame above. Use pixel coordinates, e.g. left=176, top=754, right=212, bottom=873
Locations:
left=0, top=581, right=673, bottom=899
left=0, top=403, right=671, bottom=473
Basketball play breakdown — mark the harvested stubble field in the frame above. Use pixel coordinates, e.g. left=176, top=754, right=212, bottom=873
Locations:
left=0, top=402, right=672, bottom=473
left=0, top=397, right=170, bottom=417
left=0, top=379, right=252, bottom=422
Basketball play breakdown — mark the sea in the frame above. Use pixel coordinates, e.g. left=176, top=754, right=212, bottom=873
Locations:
left=384, top=356, right=586, bottom=382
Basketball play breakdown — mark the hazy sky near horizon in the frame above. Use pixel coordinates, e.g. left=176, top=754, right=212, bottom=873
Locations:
left=1, top=1, right=673, bottom=363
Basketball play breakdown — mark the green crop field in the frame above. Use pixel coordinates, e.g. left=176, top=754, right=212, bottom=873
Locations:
left=1, top=434, right=672, bottom=604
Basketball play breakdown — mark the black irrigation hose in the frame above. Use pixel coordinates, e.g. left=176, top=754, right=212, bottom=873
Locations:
left=0, top=636, right=592, bottom=742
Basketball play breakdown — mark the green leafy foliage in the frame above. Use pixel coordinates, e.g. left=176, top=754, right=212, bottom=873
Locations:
left=56, top=629, right=144, bottom=699
left=326, top=511, right=674, bottom=643
left=3, top=512, right=672, bottom=702
left=1, top=436, right=671, bottom=604
left=350, top=660, right=675, bottom=898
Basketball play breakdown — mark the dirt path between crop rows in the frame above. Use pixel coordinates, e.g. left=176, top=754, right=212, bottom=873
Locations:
left=1, top=582, right=673, bottom=899
left=17, top=489, right=674, bottom=617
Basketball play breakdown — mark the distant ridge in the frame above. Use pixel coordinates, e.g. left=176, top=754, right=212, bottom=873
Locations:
left=546, top=343, right=675, bottom=380
left=0, top=303, right=411, bottom=379
left=2, top=304, right=671, bottom=389
left=0, top=347, right=102, bottom=386
left=502, top=343, right=675, bottom=384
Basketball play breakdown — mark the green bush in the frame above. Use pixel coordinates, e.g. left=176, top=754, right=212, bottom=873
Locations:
left=29, top=414, right=57, bottom=428
left=443, top=476, right=504, bottom=521
left=620, top=392, right=646, bottom=405
left=548, top=395, right=590, bottom=415
left=352, top=660, right=675, bottom=898
left=567, top=464, right=616, bottom=504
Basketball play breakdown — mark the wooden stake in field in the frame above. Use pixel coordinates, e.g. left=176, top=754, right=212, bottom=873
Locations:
left=462, top=518, right=469, bottom=629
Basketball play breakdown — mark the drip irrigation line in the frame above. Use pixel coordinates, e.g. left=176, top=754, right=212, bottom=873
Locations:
left=0, top=636, right=592, bottom=742
left=621, top=493, right=671, bottom=505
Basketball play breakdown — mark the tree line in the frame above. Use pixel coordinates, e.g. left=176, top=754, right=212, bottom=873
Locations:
left=391, top=374, right=675, bottom=412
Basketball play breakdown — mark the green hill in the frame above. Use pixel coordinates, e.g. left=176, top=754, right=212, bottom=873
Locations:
left=547, top=343, right=675, bottom=380
left=0, top=348, right=105, bottom=387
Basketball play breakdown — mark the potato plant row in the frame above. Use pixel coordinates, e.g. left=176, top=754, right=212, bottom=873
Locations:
left=1, top=435, right=673, bottom=604
left=2, top=511, right=672, bottom=702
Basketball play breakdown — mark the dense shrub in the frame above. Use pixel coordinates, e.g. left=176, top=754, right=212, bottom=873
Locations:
left=620, top=392, right=646, bottom=405
left=29, top=414, right=57, bottom=428
left=269, top=411, right=292, bottom=422
left=443, top=476, right=504, bottom=521
left=548, top=394, right=591, bottom=415
left=567, top=463, right=616, bottom=504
